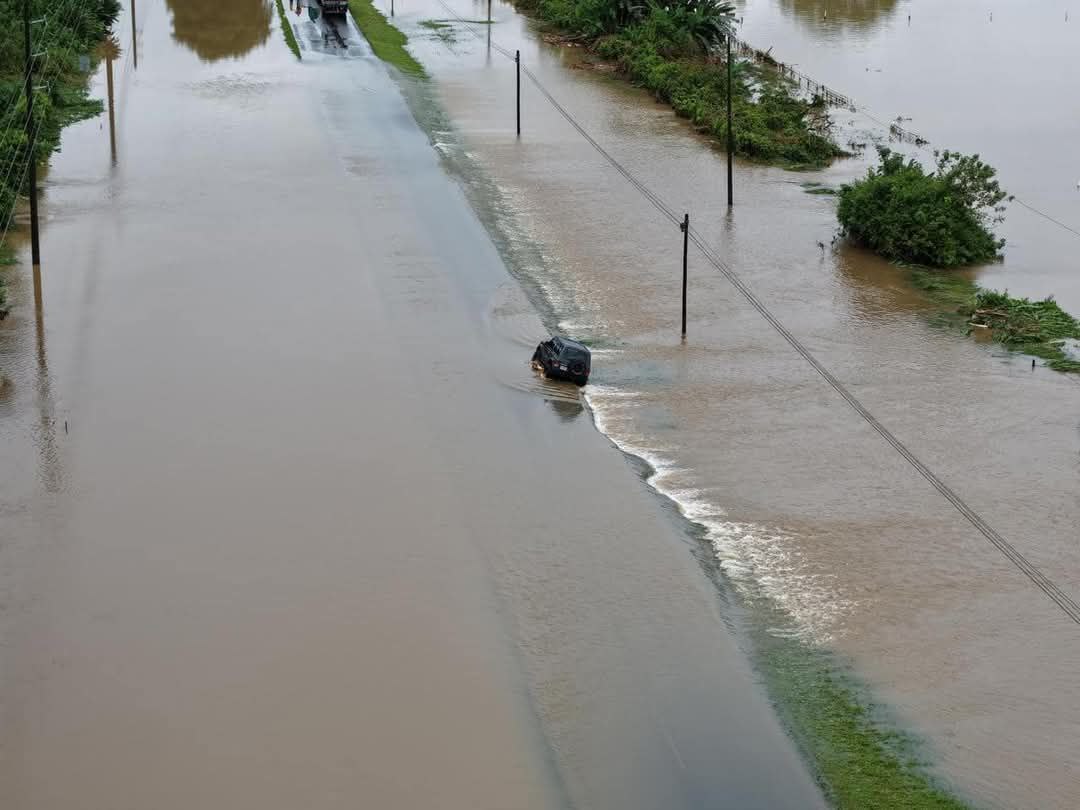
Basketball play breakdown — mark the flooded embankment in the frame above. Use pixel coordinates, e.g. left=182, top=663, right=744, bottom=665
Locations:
left=383, top=0, right=1080, bottom=807
left=0, top=1, right=828, bottom=808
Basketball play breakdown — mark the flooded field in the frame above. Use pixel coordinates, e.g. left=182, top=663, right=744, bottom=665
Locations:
left=0, top=1, right=829, bottom=808
left=385, top=0, right=1080, bottom=806
left=739, top=0, right=1080, bottom=311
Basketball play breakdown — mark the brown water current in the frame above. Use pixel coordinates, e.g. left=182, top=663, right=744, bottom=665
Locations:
left=0, top=1, right=829, bottom=808
left=389, top=0, right=1080, bottom=807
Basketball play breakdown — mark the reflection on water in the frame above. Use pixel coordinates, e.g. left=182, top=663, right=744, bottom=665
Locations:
left=776, top=0, right=900, bottom=31
left=166, top=0, right=272, bottom=61
left=832, top=242, right=935, bottom=316
left=546, top=394, right=585, bottom=422
left=31, top=265, right=62, bottom=493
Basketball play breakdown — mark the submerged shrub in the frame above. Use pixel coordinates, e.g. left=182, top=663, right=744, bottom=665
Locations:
left=837, top=148, right=1010, bottom=267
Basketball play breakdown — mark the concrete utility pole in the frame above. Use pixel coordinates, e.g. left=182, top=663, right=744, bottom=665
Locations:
left=23, top=0, right=41, bottom=265
left=131, top=0, right=138, bottom=68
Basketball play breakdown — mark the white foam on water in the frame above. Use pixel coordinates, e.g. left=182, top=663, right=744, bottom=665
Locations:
left=586, top=383, right=855, bottom=645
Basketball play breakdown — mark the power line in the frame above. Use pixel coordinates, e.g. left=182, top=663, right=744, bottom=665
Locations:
left=428, top=0, right=1080, bottom=625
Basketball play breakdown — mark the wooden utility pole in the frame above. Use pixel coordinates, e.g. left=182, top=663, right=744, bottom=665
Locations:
left=515, top=50, right=521, bottom=136
left=23, top=0, right=40, bottom=265
left=131, top=0, right=138, bottom=68
left=680, top=213, right=689, bottom=338
left=99, top=37, right=121, bottom=164
left=726, top=35, right=734, bottom=207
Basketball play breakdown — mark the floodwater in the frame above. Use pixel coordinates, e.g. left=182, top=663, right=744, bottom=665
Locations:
left=384, top=0, right=1080, bottom=807
left=0, top=1, right=828, bottom=809
left=738, top=0, right=1080, bottom=311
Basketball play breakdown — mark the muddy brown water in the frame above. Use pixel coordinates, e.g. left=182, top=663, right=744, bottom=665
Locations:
left=387, top=0, right=1080, bottom=807
left=0, top=1, right=828, bottom=808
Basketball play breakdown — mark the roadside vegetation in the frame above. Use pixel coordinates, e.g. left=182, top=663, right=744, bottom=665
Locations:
left=348, top=0, right=426, bottom=77
left=0, top=0, right=119, bottom=309
left=748, top=611, right=969, bottom=809
left=275, top=0, right=302, bottom=59
left=838, top=148, right=1009, bottom=267
left=514, top=0, right=844, bottom=167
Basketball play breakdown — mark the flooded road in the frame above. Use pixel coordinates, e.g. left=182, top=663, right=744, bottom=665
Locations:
left=0, top=1, right=827, bottom=808
left=385, top=0, right=1080, bottom=807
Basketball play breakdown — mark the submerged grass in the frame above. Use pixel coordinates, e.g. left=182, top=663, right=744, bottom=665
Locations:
left=420, top=19, right=458, bottom=45
left=745, top=604, right=969, bottom=809
left=909, top=269, right=1080, bottom=372
left=275, top=0, right=302, bottom=59
left=349, top=0, right=426, bottom=77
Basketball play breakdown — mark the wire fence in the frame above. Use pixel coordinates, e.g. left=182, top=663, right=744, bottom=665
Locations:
left=730, top=36, right=930, bottom=146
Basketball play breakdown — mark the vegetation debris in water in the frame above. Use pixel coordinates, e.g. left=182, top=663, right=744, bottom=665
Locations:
left=349, top=0, right=426, bottom=77
left=910, top=269, right=1080, bottom=373
left=801, top=181, right=837, bottom=195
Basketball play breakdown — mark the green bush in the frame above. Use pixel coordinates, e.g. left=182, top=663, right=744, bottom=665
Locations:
left=837, top=148, right=1009, bottom=267
left=523, top=0, right=842, bottom=167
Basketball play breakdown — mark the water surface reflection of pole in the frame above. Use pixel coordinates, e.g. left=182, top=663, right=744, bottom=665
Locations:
left=32, top=262, right=60, bottom=492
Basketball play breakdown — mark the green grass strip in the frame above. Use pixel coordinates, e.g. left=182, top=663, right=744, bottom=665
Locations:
left=275, top=0, right=302, bottom=60
left=744, top=605, right=969, bottom=809
left=349, top=0, right=426, bottom=77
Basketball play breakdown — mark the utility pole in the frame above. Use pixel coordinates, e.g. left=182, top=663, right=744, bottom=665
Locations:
left=23, top=0, right=41, bottom=265
left=131, top=0, right=138, bottom=68
left=98, top=37, right=120, bottom=164
left=726, top=34, right=734, bottom=207
left=680, top=213, right=689, bottom=338
left=515, top=50, right=521, bottom=137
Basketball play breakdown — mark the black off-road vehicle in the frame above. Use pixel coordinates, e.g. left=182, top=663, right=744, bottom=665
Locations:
left=531, top=336, right=591, bottom=386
